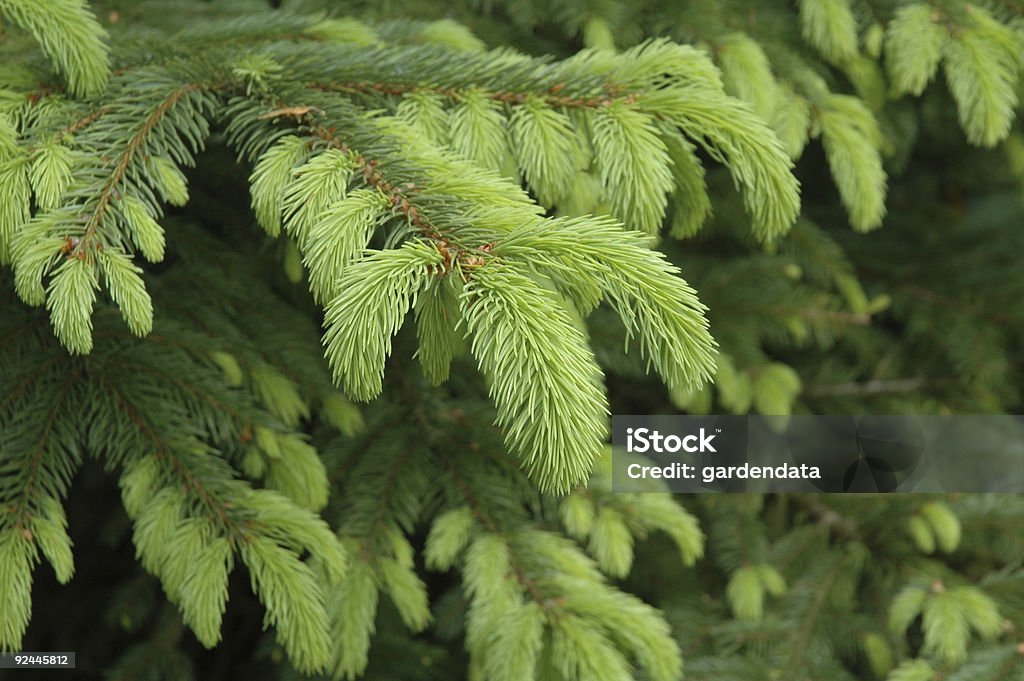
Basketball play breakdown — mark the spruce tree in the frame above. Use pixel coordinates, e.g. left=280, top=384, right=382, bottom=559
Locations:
left=1, top=1, right=1024, bottom=680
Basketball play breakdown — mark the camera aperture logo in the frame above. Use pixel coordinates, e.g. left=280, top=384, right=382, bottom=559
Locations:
left=622, top=424, right=822, bottom=485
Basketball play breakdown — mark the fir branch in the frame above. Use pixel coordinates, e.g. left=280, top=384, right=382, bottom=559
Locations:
left=942, top=5, right=1021, bottom=147
left=461, top=261, right=608, bottom=494
left=354, top=446, right=414, bottom=563
left=98, top=352, right=248, bottom=438
left=62, top=106, right=112, bottom=136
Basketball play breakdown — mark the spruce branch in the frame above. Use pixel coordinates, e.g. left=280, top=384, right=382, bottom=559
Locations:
left=11, top=6, right=1021, bottom=677
left=74, top=80, right=208, bottom=258
left=435, top=449, right=548, bottom=608
left=1, top=363, right=82, bottom=532
left=229, top=87, right=716, bottom=492
left=495, top=216, right=717, bottom=391
left=781, top=550, right=857, bottom=677
left=461, top=262, right=608, bottom=494
left=0, top=0, right=110, bottom=97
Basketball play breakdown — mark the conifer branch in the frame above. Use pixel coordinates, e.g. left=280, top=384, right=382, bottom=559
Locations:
left=99, top=353, right=248, bottom=446
left=62, top=106, right=111, bottom=137
left=101, top=375, right=239, bottom=537
left=3, top=364, right=80, bottom=531
left=781, top=554, right=848, bottom=677
left=0, top=340, right=60, bottom=413
left=355, top=446, right=413, bottom=563
left=311, top=79, right=618, bottom=109
left=303, top=117, right=444, bottom=240
left=5, top=3, right=1022, bottom=676
left=75, top=81, right=208, bottom=258
left=435, top=450, right=548, bottom=607
left=0, top=0, right=110, bottom=97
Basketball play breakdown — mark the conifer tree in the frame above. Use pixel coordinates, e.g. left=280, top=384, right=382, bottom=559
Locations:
left=2, top=1, right=1024, bottom=680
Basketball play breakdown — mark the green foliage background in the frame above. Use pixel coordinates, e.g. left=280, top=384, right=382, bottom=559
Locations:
left=2, top=0, right=1024, bottom=680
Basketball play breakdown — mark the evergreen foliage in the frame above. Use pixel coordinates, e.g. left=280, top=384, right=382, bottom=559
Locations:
left=1, top=1, right=1024, bottom=680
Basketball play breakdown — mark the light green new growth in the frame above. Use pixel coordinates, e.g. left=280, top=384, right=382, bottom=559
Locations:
left=799, top=0, right=858, bottom=64
left=591, top=101, right=674, bottom=236
left=752, top=363, right=802, bottom=416
left=242, top=536, right=333, bottom=673
left=414, top=276, right=464, bottom=385
left=98, top=248, right=154, bottom=336
left=0, top=530, right=35, bottom=650
left=462, top=263, right=608, bottom=493
left=411, top=18, right=488, bottom=51
left=818, top=95, right=887, bottom=232
left=886, top=4, right=947, bottom=95
left=510, top=98, right=580, bottom=205
left=941, top=7, right=1022, bottom=148
left=118, top=195, right=167, bottom=263
left=890, top=581, right=1003, bottom=665
left=250, top=365, right=311, bottom=427
left=887, top=659, right=936, bottom=681
left=178, top=537, right=232, bottom=647
left=449, top=90, right=514, bottom=173
left=642, top=86, right=800, bottom=241
left=328, top=559, right=379, bottom=679
left=323, top=241, right=441, bottom=401
left=718, top=32, right=781, bottom=122
left=588, top=507, right=634, bottom=577
left=918, top=501, right=962, bottom=553
left=397, top=91, right=451, bottom=146
left=0, top=160, right=30, bottom=266
left=884, top=3, right=1024, bottom=148
left=663, top=133, right=712, bottom=237
left=726, top=564, right=786, bottom=621
left=303, top=188, right=389, bottom=304
left=250, top=135, right=312, bottom=237
left=149, top=156, right=190, bottom=207
left=29, top=141, right=73, bottom=211
left=495, top=217, right=717, bottom=392
left=46, top=256, right=98, bottom=355
left=29, top=496, right=74, bottom=584
left=771, top=86, right=812, bottom=159
left=281, top=148, right=357, bottom=246
left=264, top=434, right=330, bottom=512
left=424, top=507, right=476, bottom=570
left=0, top=0, right=110, bottom=97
